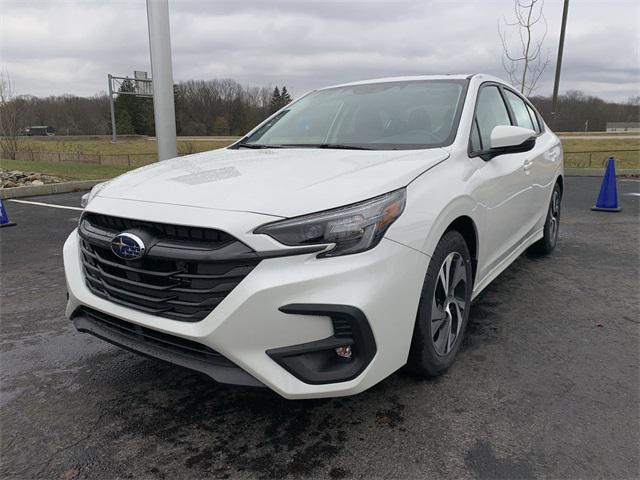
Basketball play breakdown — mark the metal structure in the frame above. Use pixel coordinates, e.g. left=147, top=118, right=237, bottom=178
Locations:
left=106, top=0, right=177, bottom=160
left=107, top=73, right=153, bottom=143
left=551, top=0, right=570, bottom=122
left=134, top=70, right=154, bottom=96
left=146, top=0, right=177, bottom=161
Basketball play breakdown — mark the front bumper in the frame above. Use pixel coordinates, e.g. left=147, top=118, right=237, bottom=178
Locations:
left=64, top=205, right=429, bottom=399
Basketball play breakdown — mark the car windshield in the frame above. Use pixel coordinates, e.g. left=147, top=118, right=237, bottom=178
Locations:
left=240, top=79, right=468, bottom=150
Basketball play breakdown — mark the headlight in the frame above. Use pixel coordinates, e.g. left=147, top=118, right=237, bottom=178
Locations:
left=81, top=181, right=108, bottom=208
left=255, top=189, right=406, bottom=257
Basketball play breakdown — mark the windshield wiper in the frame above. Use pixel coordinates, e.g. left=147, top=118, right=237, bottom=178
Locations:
left=279, top=143, right=374, bottom=150
left=318, top=143, right=374, bottom=150
left=236, top=143, right=283, bottom=149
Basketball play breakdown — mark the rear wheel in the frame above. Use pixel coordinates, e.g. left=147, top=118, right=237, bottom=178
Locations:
left=530, top=182, right=562, bottom=255
left=408, top=231, right=473, bottom=377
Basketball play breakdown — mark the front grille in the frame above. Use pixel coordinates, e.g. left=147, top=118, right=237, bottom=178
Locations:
left=85, top=212, right=233, bottom=244
left=76, top=307, right=234, bottom=366
left=79, top=213, right=261, bottom=322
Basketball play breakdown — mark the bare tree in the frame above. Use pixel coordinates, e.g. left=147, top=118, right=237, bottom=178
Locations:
left=0, top=70, right=21, bottom=159
left=499, top=0, right=550, bottom=96
left=627, top=96, right=640, bottom=107
left=3, top=78, right=276, bottom=139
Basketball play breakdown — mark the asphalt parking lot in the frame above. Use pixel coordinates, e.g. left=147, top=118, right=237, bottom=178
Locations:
left=1, top=176, right=639, bottom=479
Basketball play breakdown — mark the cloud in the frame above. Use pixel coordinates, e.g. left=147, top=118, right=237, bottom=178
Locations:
left=1, top=0, right=638, bottom=101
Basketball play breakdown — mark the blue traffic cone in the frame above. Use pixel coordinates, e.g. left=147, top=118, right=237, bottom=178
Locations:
left=591, top=157, right=622, bottom=212
left=0, top=198, right=16, bottom=227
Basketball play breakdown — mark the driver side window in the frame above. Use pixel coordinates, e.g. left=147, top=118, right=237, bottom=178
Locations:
left=471, top=86, right=512, bottom=153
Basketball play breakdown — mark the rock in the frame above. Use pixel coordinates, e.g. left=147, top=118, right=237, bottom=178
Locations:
left=0, top=169, right=63, bottom=188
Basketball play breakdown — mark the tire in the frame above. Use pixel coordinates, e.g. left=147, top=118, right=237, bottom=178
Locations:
left=530, top=182, right=562, bottom=255
left=408, top=231, right=473, bottom=377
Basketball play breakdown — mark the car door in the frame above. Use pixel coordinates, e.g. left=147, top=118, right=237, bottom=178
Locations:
left=469, top=84, right=538, bottom=280
left=502, top=89, right=557, bottom=227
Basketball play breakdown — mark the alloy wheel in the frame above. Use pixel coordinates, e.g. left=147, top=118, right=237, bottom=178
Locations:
left=549, top=189, right=561, bottom=242
left=431, top=252, right=468, bottom=356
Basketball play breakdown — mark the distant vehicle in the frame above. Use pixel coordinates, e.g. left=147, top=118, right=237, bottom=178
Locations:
left=66, top=74, right=563, bottom=399
left=21, top=126, right=55, bottom=136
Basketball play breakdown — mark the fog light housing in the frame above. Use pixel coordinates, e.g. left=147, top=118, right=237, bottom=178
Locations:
left=335, top=345, right=352, bottom=359
left=267, top=304, right=376, bottom=385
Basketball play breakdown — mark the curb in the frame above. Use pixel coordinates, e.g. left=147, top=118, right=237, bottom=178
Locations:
left=565, top=168, right=640, bottom=177
left=0, top=179, right=107, bottom=199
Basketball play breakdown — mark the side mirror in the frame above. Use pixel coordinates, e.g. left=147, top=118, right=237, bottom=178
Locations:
left=484, top=125, right=536, bottom=160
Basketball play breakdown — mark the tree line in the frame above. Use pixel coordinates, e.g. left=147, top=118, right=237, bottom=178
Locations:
left=3, top=76, right=639, bottom=144
left=115, top=80, right=294, bottom=136
left=172, top=81, right=291, bottom=137
left=6, top=79, right=293, bottom=140
left=531, top=91, right=639, bottom=132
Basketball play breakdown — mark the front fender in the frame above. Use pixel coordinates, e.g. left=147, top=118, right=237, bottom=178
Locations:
left=385, top=158, right=483, bottom=259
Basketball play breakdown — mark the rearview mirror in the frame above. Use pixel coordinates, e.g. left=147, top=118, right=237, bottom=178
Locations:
left=484, top=125, right=536, bottom=160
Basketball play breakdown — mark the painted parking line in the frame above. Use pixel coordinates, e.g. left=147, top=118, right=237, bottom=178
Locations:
left=8, top=199, right=84, bottom=211
left=624, top=192, right=640, bottom=197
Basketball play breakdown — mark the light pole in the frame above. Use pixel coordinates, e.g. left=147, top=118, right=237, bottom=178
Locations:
left=146, top=0, right=177, bottom=161
left=551, top=0, right=570, bottom=124
left=108, top=74, right=117, bottom=143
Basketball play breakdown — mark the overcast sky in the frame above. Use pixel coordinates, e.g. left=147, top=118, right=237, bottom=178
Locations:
left=1, top=0, right=639, bottom=101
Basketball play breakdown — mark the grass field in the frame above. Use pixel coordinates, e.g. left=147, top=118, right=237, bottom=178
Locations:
left=557, top=131, right=639, bottom=137
left=16, top=136, right=234, bottom=158
left=0, top=159, right=133, bottom=180
left=2, top=135, right=638, bottom=182
left=1, top=137, right=235, bottom=181
left=560, top=137, right=639, bottom=169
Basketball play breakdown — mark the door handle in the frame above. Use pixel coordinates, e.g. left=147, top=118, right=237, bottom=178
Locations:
left=523, top=159, right=532, bottom=174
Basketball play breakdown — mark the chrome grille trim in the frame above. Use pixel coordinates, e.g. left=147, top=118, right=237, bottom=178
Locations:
left=79, top=213, right=260, bottom=322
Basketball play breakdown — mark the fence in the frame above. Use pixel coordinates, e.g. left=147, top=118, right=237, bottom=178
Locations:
left=3, top=147, right=640, bottom=170
left=7, top=150, right=158, bottom=166
left=2, top=138, right=218, bottom=166
left=563, top=148, right=639, bottom=169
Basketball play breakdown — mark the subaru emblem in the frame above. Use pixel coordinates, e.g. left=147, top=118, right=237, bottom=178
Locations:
left=111, top=232, right=146, bottom=260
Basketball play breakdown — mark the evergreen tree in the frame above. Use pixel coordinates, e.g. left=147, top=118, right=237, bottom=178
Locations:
left=269, top=86, right=294, bottom=114
left=280, top=86, right=292, bottom=105
left=114, top=79, right=136, bottom=135
left=132, top=97, right=155, bottom=136
left=115, top=108, right=134, bottom=134
left=114, top=78, right=155, bottom=136
left=269, top=86, right=282, bottom=114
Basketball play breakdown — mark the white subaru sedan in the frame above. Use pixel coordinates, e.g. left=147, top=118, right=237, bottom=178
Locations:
left=64, top=74, right=563, bottom=399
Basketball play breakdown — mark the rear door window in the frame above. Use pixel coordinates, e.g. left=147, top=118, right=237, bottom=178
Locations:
left=504, top=90, right=535, bottom=131
left=526, top=104, right=542, bottom=133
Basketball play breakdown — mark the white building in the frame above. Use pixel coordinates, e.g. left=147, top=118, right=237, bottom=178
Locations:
left=606, top=122, right=640, bottom=132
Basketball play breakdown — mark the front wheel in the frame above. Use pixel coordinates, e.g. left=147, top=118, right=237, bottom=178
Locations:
left=408, top=231, right=473, bottom=377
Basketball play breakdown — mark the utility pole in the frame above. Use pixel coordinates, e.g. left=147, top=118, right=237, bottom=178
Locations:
left=108, top=74, right=117, bottom=143
left=146, top=0, right=177, bottom=161
left=551, top=0, right=570, bottom=124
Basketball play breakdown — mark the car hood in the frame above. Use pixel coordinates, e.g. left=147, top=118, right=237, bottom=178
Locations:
left=97, top=147, right=449, bottom=217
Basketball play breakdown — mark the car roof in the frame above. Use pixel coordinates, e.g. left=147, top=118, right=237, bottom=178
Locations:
left=318, top=73, right=508, bottom=90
